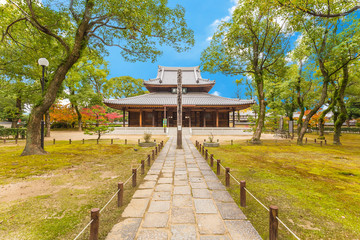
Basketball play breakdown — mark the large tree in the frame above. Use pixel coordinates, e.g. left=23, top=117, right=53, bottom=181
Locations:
left=292, top=11, right=360, bottom=145
left=2, top=0, right=194, bottom=155
left=201, top=0, right=291, bottom=144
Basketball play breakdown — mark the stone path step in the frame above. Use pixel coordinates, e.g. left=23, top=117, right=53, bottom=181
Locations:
left=106, top=135, right=261, bottom=240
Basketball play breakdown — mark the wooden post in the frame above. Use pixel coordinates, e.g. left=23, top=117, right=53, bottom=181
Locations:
left=147, top=154, right=151, bottom=166
left=111, top=139, right=113, bottom=144
left=141, top=160, right=145, bottom=175
left=320, top=141, right=323, bottom=147
left=203, top=110, right=206, bottom=127
left=123, top=108, right=126, bottom=127
left=152, top=110, right=155, bottom=127
left=225, top=167, right=230, bottom=187
left=199, top=143, right=201, bottom=151
left=210, top=154, right=214, bottom=167
left=240, top=180, right=246, bottom=207
left=217, top=139, right=219, bottom=142
left=152, top=150, right=155, bottom=160
left=89, top=208, right=100, bottom=240
left=231, top=140, right=233, bottom=145
left=205, top=149, right=208, bottom=160
left=125, top=139, right=127, bottom=145
left=177, top=69, right=183, bottom=149
left=269, top=206, right=279, bottom=240
left=314, top=138, right=316, bottom=143
left=202, top=145, right=205, bottom=155
left=69, top=139, right=71, bottom=144
left=53, top=139, right=55, bottom=144
left=155, top=146, right=158, bottom=155
left=216, top=110, right=219, bottom=127
left=118, top=182, right=123, bottom=207
left=132, top=168, right=137, bottom=187
left=325, top=139, right=327, bottom=145
left=138, top=139, right=140, bottom=144
left=139, top=109, right=143, bottom=127
left=233, top=108, right=235, bottom=128
left=305, top=137, right=307, bottom=144
left=158, top=144, right=160, bottom=152
left=217, top=159, right=221, bottom=175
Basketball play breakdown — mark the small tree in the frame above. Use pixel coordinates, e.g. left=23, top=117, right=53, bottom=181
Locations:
left=82, top=105, right=114, bottom=140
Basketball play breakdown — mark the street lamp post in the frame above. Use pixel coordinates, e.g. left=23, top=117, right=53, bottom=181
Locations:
left=38, top=58, right=49, bottom=150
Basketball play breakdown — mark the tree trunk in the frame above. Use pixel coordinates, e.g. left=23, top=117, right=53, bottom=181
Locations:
left=74, top=105, right=82, bottom=131
left=297, top=67, right=330, bottom=145
left=333, top=64, right=349, bottom=145
left=11, top=96, right=22, bottom=128
left=251, top=75, right=266, bottom=144
left=296, top=61, right=304, bottom=138
left=21, top=17, right=91, bottom=156
left=45, top=110, right=51, bottom=137
left=318, top=88, right=337, bottom=139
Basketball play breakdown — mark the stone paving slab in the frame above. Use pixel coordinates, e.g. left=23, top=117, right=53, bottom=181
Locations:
left=137, top=229, right=168, bottom=240
left=106, top=136, right=260, bottom=240
left=197, top=214, right=226, bottom=235
left=105, top=218, right=141, bottom=240
left=122, top=198, right=149, bottom=218
left=142, top=212, right=169, bottom=227
left=171, top=224, right=197, bottom=240
left=171, top=207, right=196, bottom=224
left=225, top=220, right=262, bottom=239
left=148, top=200, right=170, bottom=212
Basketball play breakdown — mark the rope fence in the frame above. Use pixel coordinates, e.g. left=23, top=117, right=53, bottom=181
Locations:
left=73, top=140, right=164, bottom=240
left=195, top=140, right=301, bottom=240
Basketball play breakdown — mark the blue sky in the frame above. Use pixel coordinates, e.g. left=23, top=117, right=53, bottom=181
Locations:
left=105, top=0, right=243, bottom=98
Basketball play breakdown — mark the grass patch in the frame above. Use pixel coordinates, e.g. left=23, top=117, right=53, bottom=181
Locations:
left=0, top=137, right=167, bottom=240
left=196, top=133, right=360, bottom=240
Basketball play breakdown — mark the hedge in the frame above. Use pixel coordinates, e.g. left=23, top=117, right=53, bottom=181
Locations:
left=0, top=128, right=26, bottom=139
left=310, top=127, right=360, bottom=133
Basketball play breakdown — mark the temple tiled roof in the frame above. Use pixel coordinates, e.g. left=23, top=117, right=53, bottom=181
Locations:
left=144, top=66, right=215, bottom=86
left=104, top=92, right=255, bottom=107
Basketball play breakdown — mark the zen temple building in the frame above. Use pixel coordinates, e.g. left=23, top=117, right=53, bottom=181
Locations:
left=104, top=66, right=254, bottom=128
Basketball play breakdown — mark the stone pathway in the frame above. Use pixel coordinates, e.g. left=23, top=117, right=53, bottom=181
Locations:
left=106, top=135, right=261, bottom=240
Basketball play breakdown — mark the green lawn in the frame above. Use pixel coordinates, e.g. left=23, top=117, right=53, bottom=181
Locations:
left=199, top=134, right=360, bottom=239
left=0, top=138, right=167, bottom=240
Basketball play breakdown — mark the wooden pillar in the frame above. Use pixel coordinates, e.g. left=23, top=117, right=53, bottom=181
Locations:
left=123, top=108, right=126, bottom=127
left=139, top=109, right=143, bottom=127
left=216, top=110, right=219, bottom=127
left=189, top=111, right=192, bottom=128
left=195, top=111, right=197, bottom=127
left=232, top=108, right=236, bottom=128
left=203, top=110, right=206, bottom=127
left=152, top=110, right=155, bottom=127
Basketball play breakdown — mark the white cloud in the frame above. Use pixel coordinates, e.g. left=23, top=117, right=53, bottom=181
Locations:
left=59, top=98, right=70, bottom=105
left=207, top=0, right=238, bottom=38
left=206, top=36, right=212, bottom=42
left=211, top=91, right=221, bottom=96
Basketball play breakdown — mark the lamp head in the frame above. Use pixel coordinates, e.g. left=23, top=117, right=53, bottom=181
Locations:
left=38, top=58, right=49, bottom=67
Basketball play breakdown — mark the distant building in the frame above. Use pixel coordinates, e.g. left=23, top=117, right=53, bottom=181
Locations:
left=104, top=66, right=254, bottom=127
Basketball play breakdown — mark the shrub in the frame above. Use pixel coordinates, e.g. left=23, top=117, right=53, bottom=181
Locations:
left=143, top=132, right=152, bottom=143
left=208, top=133, right=214, bottom=143
left=0, top=128, right=26, bottom=139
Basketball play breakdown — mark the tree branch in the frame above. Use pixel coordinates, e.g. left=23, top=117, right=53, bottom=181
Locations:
left=8, top=0, right=70, bottom=54
left=277, top=1, right=360, bottom=18
left=69, top=0, right=80, bottom=22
